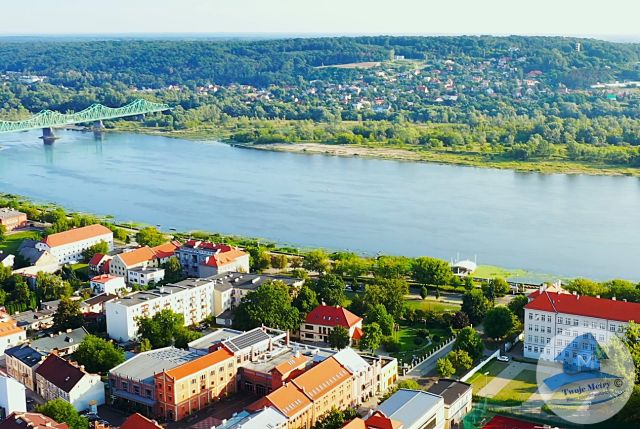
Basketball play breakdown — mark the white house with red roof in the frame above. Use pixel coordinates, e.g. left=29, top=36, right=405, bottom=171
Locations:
left=108, top=241, right=179, bottom=281
left=36, top=225, right=113, bottom=265
left=523, top=287, right=640, bottom=360
left=89, top=274, right=127, bottom=295
left=300, top=305, right=363, bottom=344
left=176, top=240, right=249, bottom=277
left=88, top=253, right=112, bottom=275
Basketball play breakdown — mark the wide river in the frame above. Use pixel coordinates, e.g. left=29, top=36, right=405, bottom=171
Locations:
left=1, top=130, right=639, bottom=280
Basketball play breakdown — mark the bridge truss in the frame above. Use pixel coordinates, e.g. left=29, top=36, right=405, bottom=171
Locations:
left=0, top=99, right=171, bottom=133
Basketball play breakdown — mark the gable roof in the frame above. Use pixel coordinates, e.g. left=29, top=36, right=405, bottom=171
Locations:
left=88, top=253, right=109, bottom=267
left=526, top=291, right=640, bottom=323
left=426, top=379, right=471, bottom=406
left=119, top=413, right=163, bottom=429
left=151, top=241, right=180, bottom=259
left=366, top=413, right=404, bottom=429
left=332, top=347, right=369, bottom=374
left=164, top=348, right=234, bottom=380
left=0, top=412, right=68, bottom=429
left=272, top=354, right=310, bottom=376
left=305, top=305, right=362, bottom=328
left=43, top=224, right=112, bottom=248
left=292, top=356, right=351, bottom=401
left=0, top=312, right=24, bottom=338
left=116, top=246, right=157, bottom=267
left=30, top=327, right=89, bottom=354
left=34, top=354, right=87, bottom=393
left=203, top=248, right=248, bottom=267
left=257, top=382, right=312, bottom=418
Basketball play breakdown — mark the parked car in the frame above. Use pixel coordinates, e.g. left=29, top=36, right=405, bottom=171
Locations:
left=497, top=355, right=510, bottom=362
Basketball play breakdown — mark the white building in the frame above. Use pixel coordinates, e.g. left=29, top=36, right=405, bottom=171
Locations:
left=34, top=354, right=105, bottom=412
left=127, top=266, right=165, bottom=287
left=36, top=224, right=113, bottom=264
left=333, top=348, right=375, bottom=403
left=105, top=278, right=217, bottom=342
left=90, top=274, right=128, bottom=295
left=377, top=388, right=445, bottom=429
left=0, top=311, right=27, bottom=355
left=176, top=240, right=249, bottom=277
left=523, top=289, right=640, bottom=361
left=426, top=379, right=472, bottom=429
left=0, top=373, right=26, bottom=420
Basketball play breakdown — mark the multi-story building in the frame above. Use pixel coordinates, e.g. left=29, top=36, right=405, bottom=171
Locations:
left=108, top=347, right=200, bottom=417
left=523, top=289, right=640, bottom=361
left=176, top=240, right=249, bottom=277
left=300, top=305, right=363, bottom=344
left=34, top=354, right=105, bottom=412
left=154, top=348, right=236, bottom=421
left=0, top=208, right=27, bottom=231
left=105, top=278, right=218, bottom=342
left=0, top=372, right=26, bottom=420
left=426, top=379, right=472, bottom=429
left=90, top=274, right=127, bottom=295
left=214, top=407, right=288, bottom=429
left=376, top=389, right=445, bottom=429
left=36, top=224, right=113, bottom=265
left=333, top=348, right=376, bottom=404
left=108, top=242, right=178, bottom=280
left=0, top=311, right=27, bottom=355
left=249, top=383, right=313, bottom=429
left=127, top=267, right=165, bottom=287
left=5, top=345, right=44, bottom=390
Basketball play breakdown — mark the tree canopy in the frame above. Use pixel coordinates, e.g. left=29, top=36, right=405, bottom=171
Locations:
left=75, top=335, right=125, bottom=374
left=233, top=280, right=300, bottom=331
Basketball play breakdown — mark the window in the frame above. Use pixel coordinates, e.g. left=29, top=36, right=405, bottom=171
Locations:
left=529, top=313, right=533, bottom=320
left=558, top=317, right=563, bottom=324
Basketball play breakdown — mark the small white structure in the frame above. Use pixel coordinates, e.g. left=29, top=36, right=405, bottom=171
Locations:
left=0, top=312, right=27, bottom=355
left=36, top=224, right=113, bottom=264
left=451, top=259, right=477, bottom=277
left=127, top=266, right=165, bottom=287
left=0, top=373, right=26, bottom=419
left=90, top=274, right=127, bottom=295
left=377, top=388, right=445, bottom=429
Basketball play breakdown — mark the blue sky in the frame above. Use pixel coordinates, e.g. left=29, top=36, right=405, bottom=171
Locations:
left=2, top=0, right=639, bottom=38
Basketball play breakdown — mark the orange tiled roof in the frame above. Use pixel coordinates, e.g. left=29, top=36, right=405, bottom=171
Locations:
left=0, top=313, right=24, bottom=338
left=342, top=418, right=367, bottom=428
left=164, top=348, right=234, bottom=380
left=119, top=413, right=163, bottom=429
left=0, top=412, right=68, bottom=429
left=43, top=224, right=112, bottom=248
left=292, top=356, right=351, bottom=401
left=90, top=274, right=120, bottom=283
left=151, top=241, right=180, bottom=259
left=117, top=246, right=157, bottom=267
left=260, top=382, right=312, bottom=418
left=273, top=354, right=309, bottom=376
left=203, top=248, right=248, bottom=267
left=305, top=305, right=362, bottom=328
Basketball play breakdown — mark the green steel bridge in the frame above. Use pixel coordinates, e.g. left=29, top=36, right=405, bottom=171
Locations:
left=0, top=99, right=170, bottom=142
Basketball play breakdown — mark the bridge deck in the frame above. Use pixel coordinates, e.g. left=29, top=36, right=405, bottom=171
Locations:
left=0, top=99, right=170, bottom=133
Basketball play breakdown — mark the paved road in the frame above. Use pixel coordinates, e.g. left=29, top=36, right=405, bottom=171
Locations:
left=405, top=340, right=455, bottom=377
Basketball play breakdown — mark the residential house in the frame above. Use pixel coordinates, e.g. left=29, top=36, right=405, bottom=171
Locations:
left=0, top=373, right=26, bottom=420
left=90, top=274, right=127, bottom=295
left=105, top=278, right=218, bottom=342
left=0, top=412, right=68, bottom=429
left=108, top=242, right=178, bottom=281
left=108, top=347, right=200, bottom=416
left=12, top=309, right=55, bottom=332
left=119, top=413, right=163, bottom=429
left=36, top=225, right=113, bottom=265
left=0, top=209, right=27, bottom=231
left=426, top=379, right=472, bottom=429
left=523, top=287, right=640, bottom=360
left=154, top=348, right=236, bottom=421
left=29, top=327, right=89, bottom=356
left=332, top=348, right=375, bottom=403
left=82, top=294, right=118, bottom=315
left=34, top=354, right=105, bottom=411
left=300, top=305, right=363, bottom=344
left=376, top=389, right=445, bottom=429
left=0, top=312, right=27, bottom=355
left=176, top=240, right=249, bottom=277
left=5, top=345, right=44, bottom=390
left=88, top=253, right=111, bottom=275
left=17, top=240, right=58, bottom=273
left=127, top=267, right=165, bottom=287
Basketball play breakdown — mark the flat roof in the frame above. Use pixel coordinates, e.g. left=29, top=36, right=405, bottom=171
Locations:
left=426, top=379, right=471, bottom=406
left=110, top=347, right=200, bottom=384
left=378, top=389, right=444, bottom=427
left=112, top=278, right=215, bottom=307
left=209, top=272, right=302, bottom=292
left=188, top=328, right=242, bottom=351
left=241, top=347, right=308, bottom=374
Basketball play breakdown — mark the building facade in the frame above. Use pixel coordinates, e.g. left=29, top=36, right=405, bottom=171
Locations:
left=176, top=240, right=249, bottom=277
left=300, top=305, right=363, bottom=344
left=5, top=345, right=44, bottom=391
left=0, top=312, right=27, bottom=355
left=36, top=224, right=113, bottom=264
left=90, top=274, right=128, bottom=295
left=127, top=267, right=165, bottom=287
left=0, top=373, right=26, bottom=420
left=0, top=208, right=27, bottom=231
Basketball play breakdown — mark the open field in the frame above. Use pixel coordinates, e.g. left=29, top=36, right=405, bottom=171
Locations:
left=404, top=298, right=461, bottom=313
left=490, top=369, right=538, bottom=403
left=468, top=359, right=510, bottom=392
left=0, top=230, right=41, bottom=255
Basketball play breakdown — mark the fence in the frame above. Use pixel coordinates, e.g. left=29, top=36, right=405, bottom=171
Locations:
left=460, top=349, right=500, bottom=382
left=403, top=335, right=456, bottom=375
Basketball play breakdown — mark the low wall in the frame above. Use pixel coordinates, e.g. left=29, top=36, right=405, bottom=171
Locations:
left=460, top=349, right=500, bottom=382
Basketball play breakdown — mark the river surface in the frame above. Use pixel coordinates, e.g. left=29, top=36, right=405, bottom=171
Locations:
left=1, top=130, right=639, bottom=280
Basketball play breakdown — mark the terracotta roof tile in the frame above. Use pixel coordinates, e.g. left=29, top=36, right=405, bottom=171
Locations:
left=0, top=412, right=68, bottom=429
left=273, top=354, right=309, bottom=376
left=203, top=248, right=248, bottom=267
left=164, top=348, right=234, bottom=380
left=526, top=291, right=640, bottom=322
left=305, top=305, right=362, bottom=328
left=117, top=246, right=157, bottom=267
left=258, top=382, right=312, bottom=418
left=43, top=224, right=112, bottom=248
left=292, top=357, right=351, bottom=401
left=119, top=413, right=163, bottom=429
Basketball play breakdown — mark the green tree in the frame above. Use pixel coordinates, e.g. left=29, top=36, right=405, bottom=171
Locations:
left=327, top=326, right=351, bottom=350
left=488, top=277, right=510, bottom=297
left=233, top=280, right=300, bottom=331
left=461, top=289, right=490, bottom=323
left=53, top=297, right=83, bottom=330
left=451, top=311, right=471, bottom=329
left=313, top=274, right=346, bottom=306
left=139, top=338, right=152, bottom=352
left=292, top=284, right=319, bottom=318
left=412, top=256, right=452, bottom=286
left=135, top=226, right=165, bottom=247
left=0, top=224, right=6, bottom=243
left=81, top=240, right=109, bottom=262
left=448, top=349, right=473, bottom=373
left=508, top=295, right=529, bottom=321
left=360, top=323, right=383, bottom=353
left=420, top=286, right=429, bottom=299
left=162, top=256, right=184, bottom=283
left=271, top=253, right=289, bottom=269
left=565, top=278, right=604, bottom=296
left=75, top=335, right=125, bottom=374
left=364, top=278, right=408, bottom=318
left=37, top=399, right=88, bottom=429
left=373, top=255, right=412, bottom=279
left=454, top=326, right=484, bottom=360
left=303, top=249, right=330, bottom=273
left=365, top=304, right=394, bottom=336
left=137, top=309, right=185, bottom=348
left=37, top=272, right=73, bottom=301
left=484, top=306, right=516, bottom=339
left=436, top=357, right=455, bottom=377
left=248, top=246, right=271, bottom=271
left=314, top=407, right=358, bottom=429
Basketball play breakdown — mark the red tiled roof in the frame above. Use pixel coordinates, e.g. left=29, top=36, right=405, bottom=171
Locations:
left=482, top=415, right=538, bottom=429
left=353, top=326, right=364, bottom=340
left=0, top=412, right=68, bottom=429
left=203, top=248, right=248, bottom=267
left=34, top=354, right=86, bottom=393
left=90, top=274, right=121, bottom=283
left=151, top=241, right=180, bottom=259
left=366, top=412, right=403, bottom=429
left=88, top=253, right=106, bottom=266
left=291, top=357, right=351, bottom=401
left=43, top=224, right=112, bottom=248
left=305, top=305, right=362, bottom=328
left=119, top=413, right=163, bottom=429
left=526, top=291, right=640, bottom=323
left=117, top=246, right=157, bottom=267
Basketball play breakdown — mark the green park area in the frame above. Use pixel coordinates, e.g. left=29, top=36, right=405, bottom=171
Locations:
left=468, top=359, right=539, bottom=405
left=0, top=230, right=41, bottom=255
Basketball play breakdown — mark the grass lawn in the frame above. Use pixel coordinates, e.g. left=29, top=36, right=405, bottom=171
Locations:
left=468, top=359, right=509, bottom=393
left=404, top=298, right=460, bottom=313
left=491, top=369, right=538, bottom=403
left=0, top=230, right=41, bottom=255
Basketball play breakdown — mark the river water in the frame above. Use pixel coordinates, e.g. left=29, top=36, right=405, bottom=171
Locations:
left=1, top=130, right=639, bottom=280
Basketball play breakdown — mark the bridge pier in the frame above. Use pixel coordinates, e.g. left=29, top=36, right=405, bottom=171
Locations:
left=93, top=120, right=105, bottom=130
left=39, top=127, right=59, bottom=145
